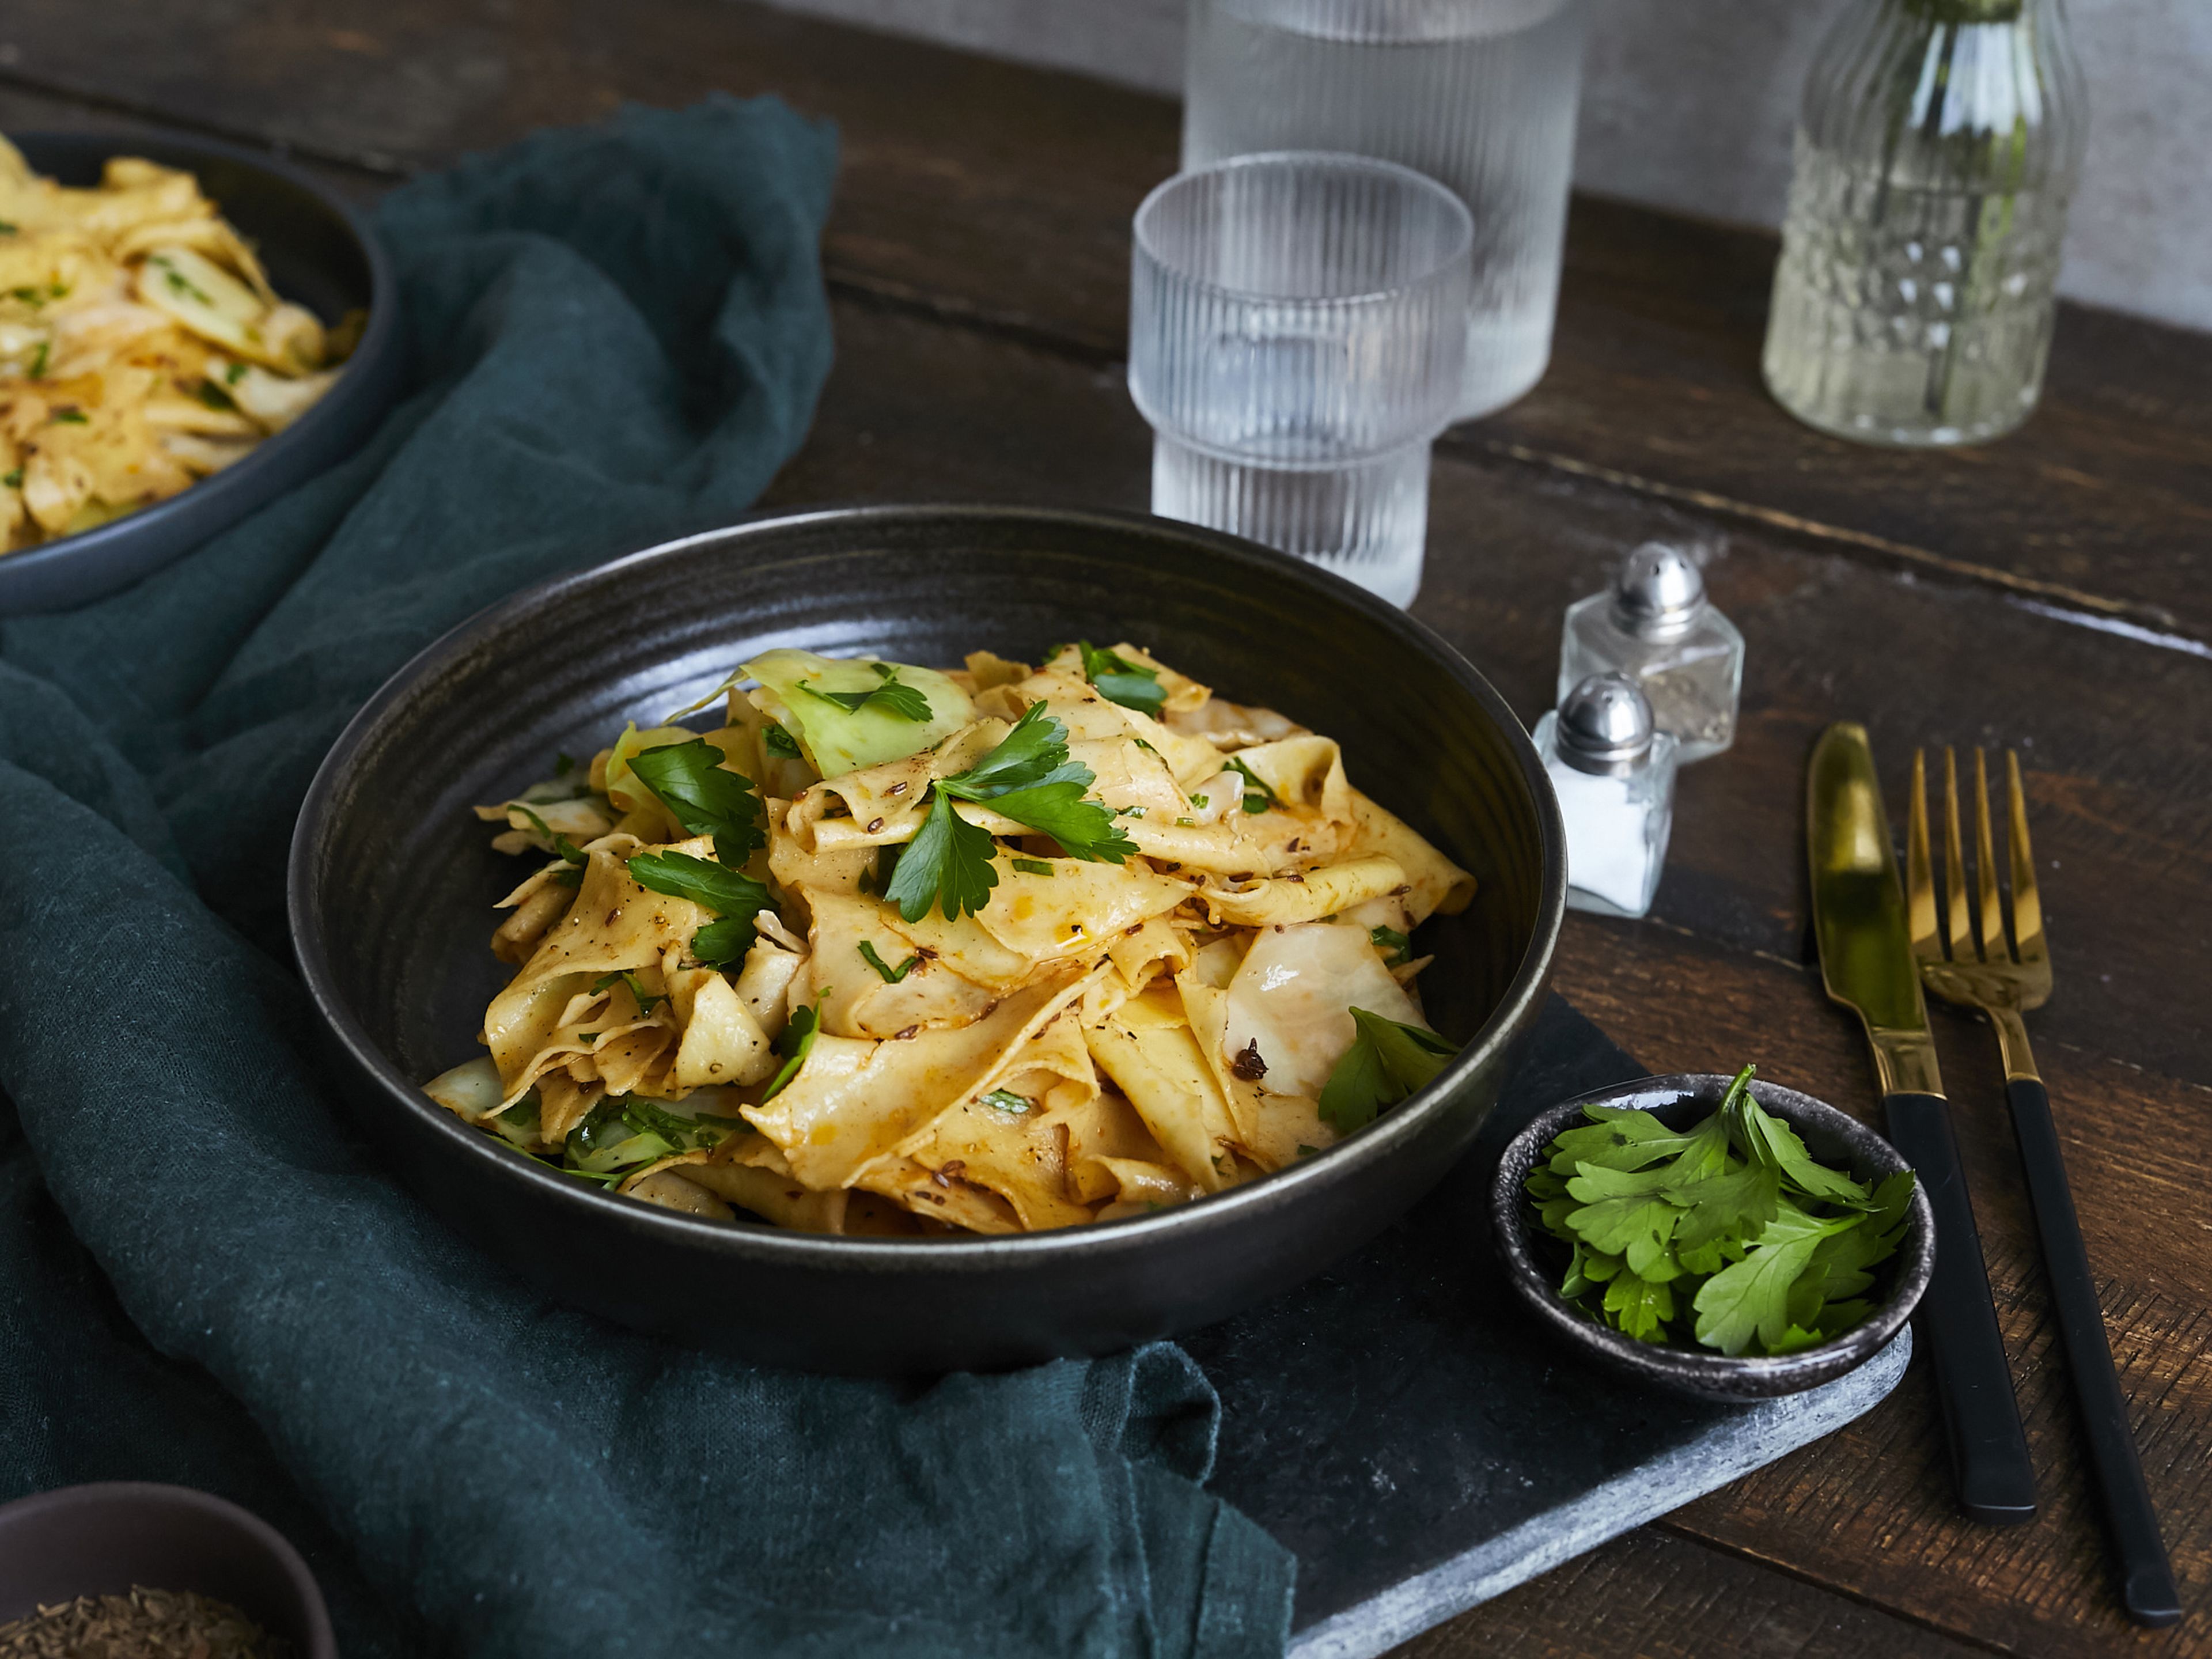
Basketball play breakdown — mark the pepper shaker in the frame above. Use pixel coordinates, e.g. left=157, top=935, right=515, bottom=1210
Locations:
left=1559, top=543, right=1743, bottom=761
left=1533, top=672, right=1677, bottom=919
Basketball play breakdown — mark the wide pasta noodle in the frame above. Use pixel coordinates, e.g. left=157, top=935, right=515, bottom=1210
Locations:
left=423, top=641, right=1478, bottom=1235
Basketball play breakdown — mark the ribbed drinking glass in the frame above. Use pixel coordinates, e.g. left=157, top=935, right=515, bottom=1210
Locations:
left=1183, top=0, right=1590, bottom=421
left=1129, top=152, right=1472, bottom=606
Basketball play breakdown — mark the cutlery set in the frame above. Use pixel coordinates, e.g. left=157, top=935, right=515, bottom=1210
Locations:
left=1808, top=724, right=2179, bottom=1628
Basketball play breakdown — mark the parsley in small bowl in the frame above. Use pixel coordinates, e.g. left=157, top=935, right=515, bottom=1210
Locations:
left=1490, top=1067, right=1934, bottom=1402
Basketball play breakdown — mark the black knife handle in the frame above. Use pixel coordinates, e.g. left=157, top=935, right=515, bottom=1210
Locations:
left=2007, top=1077, right=2181, bottom=1626
left=1883, top=1091, right=2037, bottom=1524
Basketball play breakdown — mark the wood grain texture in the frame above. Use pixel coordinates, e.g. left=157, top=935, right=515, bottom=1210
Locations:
left=8, top=10, right=2210, bottom=1652
left=1385, top=1527, right=1997, bottom=1659
left=4, top=0, right=2211, bottom=638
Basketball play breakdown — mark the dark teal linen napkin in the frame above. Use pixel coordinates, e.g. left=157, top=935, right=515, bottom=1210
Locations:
left=0, top=97, right=1294, bottom=1658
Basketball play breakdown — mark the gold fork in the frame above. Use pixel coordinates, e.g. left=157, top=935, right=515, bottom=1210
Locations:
left=1907, top=749, right=2178, bottom=1628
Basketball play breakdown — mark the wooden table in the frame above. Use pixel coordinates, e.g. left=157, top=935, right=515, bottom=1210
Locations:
left=8, top=3, right=2204, bottom=1652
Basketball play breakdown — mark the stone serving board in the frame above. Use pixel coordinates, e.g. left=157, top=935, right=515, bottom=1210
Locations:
left=1180, top=995, right=1911, bottom=1658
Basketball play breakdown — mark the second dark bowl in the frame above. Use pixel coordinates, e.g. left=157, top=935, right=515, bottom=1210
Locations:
left=289, top=503, right=1567, bottom=1374
left=1493, top=1074, right=1935, bottom=1403
left=0, top=131, right=401, bottom=615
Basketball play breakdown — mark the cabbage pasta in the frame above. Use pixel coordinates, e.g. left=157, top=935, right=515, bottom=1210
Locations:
left=425, top=642, right=1475, bottom=1236
left=0, top=138, right=357, bottom=553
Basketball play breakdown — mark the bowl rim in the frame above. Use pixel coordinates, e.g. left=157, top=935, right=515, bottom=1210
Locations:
left=1490, top=1071, right=1936, bottom=1383
left=287, top=501, right=1569, bottom=1267
left=0, top=1480, right=336, bottom=1657
left=0, top=127, right=399, bottom=584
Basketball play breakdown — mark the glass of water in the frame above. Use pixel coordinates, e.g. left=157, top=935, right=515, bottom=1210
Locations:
left=1129, top=152, right=1472, bottom=607
left=1183, top=0, right=1591, bottom=422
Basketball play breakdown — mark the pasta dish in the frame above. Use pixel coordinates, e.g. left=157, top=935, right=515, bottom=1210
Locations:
left=425, top=642, right=1474, bottom=1235
left=1, top=138, right=357, bottom=552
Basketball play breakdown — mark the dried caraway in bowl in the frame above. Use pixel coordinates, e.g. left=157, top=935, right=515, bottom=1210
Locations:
left=0, top=1585, right=292, bottom=1659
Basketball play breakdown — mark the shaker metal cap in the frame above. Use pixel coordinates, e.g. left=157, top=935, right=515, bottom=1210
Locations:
left=1612, top=541, right=1705, bottom=634
left=1558, top=671, right=1654, bottom=775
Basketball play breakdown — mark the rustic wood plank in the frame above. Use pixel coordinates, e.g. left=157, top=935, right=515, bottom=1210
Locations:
left=5, top=0, right=2212, bottom=639
left=1385, top=1527, right=1997, bottom=1659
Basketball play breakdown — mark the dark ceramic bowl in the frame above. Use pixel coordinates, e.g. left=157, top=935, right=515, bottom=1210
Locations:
left=0, top=131, right=400, bottom=615
left=0, top=1483, right=335, bottom=1657
left=290, top=503, right=1567, bottom=1374
left=1492, top=1073, right=1935, bottom=1403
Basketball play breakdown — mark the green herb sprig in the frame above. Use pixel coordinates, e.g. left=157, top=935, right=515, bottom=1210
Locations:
left=1071, top=641, right=1166, bottom=718
left=625, top=736, right=766, bottom=865
left=1226, top=757, right=1273, bottom=816
left=762, top=1000, right=823, bottom=1100
left=1317, top=1009, right=1459, bottom=1134
left=882, top=703, right=1135, bottom=923
left=626, top=849, right=770, bottom=967
left=1528, top=1065, right=1916, bottom=1356
left=800, top=662, right=931, bottom=722
left=858, top=940, right=921, bottom=983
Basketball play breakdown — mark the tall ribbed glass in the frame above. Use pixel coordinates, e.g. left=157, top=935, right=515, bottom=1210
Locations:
left=1183, top=0, right=1589, bottom=421
left=1763, top=0, right=2088, bottom=447
left=1130, top=153, right=1472, bottom=605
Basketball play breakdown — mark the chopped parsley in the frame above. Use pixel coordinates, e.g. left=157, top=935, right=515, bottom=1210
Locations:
left=761, top=1001, right=823, bottom=1100
left=197, top=380, right=238, bottom=411
left=1, top=468, right=19, bottom=490
left=1010, top=857, right=1054, bottom=877
left=560, top=1094, right=747, bottom=1176
left=858, top=940, right=922, bottom=983
left=590, top=969, right=665, bottom=1015
left=0, top=221, right=13, bottom=234
left=626, top=736, right=766, bottom=865
left=1228, top=757, right=1274, bottom=816
left=883, top=703, right=1137, bottom=923
left=27, top=340, right=48, bottom=378
left=763, top=721, right=802, bottom=759
left=1317, top=1009, right=1459, bottom=1134
left=1073, top=641, right=1166, bottom=718
left=1370, top=925, right=1412, bottom=965
left=980, top=1089, right=1033, bottom=1114
left=510, top=803, right=587, bottom=865
left=799, top=662, right=931, bottom=722
left=224, top=360, right=248, bottom=385
left=625, top=849, right=771, bottom=966
left=553, top=751, right=576, bottom=777
left=156, top=260, right=214, bottom=305
left=49, top=408, right=87, bottom=425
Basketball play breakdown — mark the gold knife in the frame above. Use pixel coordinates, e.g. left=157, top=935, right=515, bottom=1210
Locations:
left=1808, top=722, right=2035, bottom=1523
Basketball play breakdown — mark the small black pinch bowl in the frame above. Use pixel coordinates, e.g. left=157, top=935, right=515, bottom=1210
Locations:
left=0, top=1482, right=336, bottom=1658
left=290, top=503, right=1567, bottom=1374
left=0, top=131, right=401, bottom=616
left=1493, top=1074, right=1936, bottom=1403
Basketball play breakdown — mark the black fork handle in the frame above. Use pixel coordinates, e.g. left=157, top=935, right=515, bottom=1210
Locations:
left=1883, top=1091, right=2037, bottom=1524
left=2008, top=1077, right=2182, bottom=1626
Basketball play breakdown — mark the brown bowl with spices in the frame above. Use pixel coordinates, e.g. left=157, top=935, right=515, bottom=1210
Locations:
left=0, top=1483, right=334, bottom=1659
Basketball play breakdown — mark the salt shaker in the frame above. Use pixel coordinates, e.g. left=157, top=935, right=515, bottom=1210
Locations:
left=1559, top=543, right=1743, bottom=762
left=1533, top=673, right=1677, bottom=919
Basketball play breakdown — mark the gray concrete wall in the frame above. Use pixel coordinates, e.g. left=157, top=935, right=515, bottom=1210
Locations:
left=750, top=0, right=2211, bottom=331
